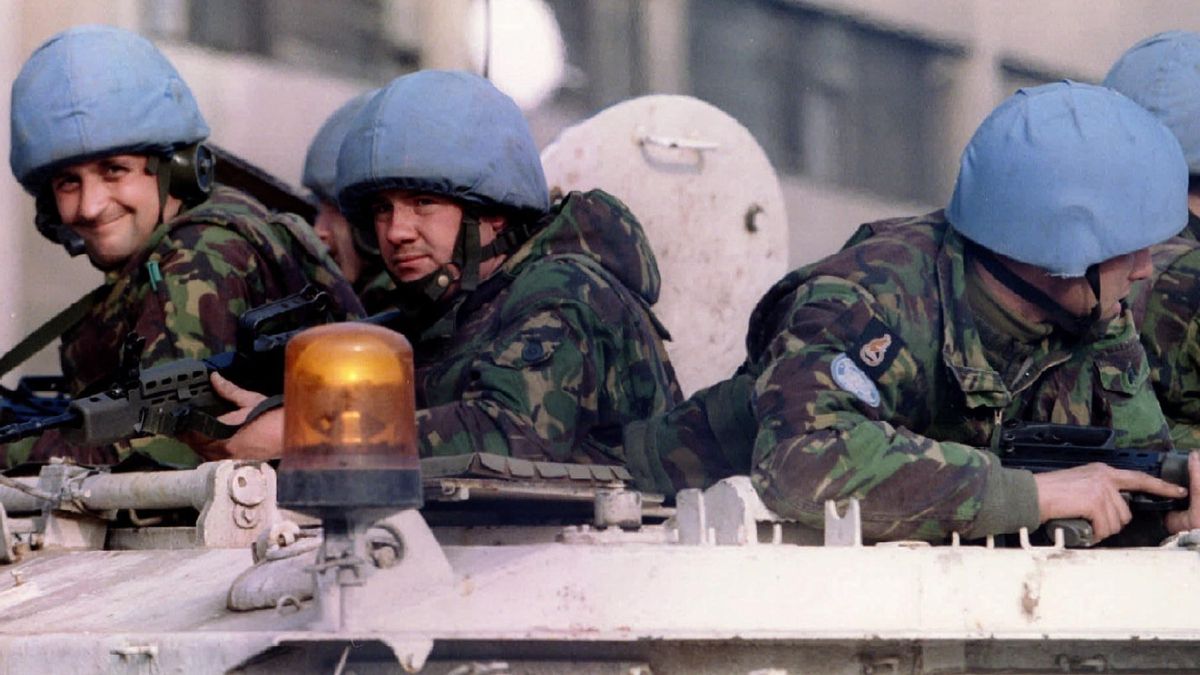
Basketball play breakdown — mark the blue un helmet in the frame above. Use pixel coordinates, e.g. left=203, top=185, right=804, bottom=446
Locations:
left=336, top=70, right=549, bottom=304
left=946, top=81, right=1187, bottom=333
left=10, top=25, right=213, bottom=254
left=302, top=90, right=378, bottom=204
left=302, top=89, right=379, bottom=254
left=947, top=81, right=1186, bottom=278
left=1104, top=31, right=1200, bottom=174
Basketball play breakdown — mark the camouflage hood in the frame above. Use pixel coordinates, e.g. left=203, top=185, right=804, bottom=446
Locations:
left=499, top=190, right=661, bottom=305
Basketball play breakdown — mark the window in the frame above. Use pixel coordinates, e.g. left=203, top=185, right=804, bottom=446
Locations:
left=689, top=0, right=960, bottom=204
left=143, top=0, right=419, bottom=81
left=544, top=1, right=648, bottom=114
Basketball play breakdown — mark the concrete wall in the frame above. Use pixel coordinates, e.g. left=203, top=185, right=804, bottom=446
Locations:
left=0, top=2, right=25, bottom=356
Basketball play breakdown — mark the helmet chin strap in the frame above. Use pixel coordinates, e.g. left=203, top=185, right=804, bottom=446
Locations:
left=966, top=240, right=1106, bottom=339
left=146, top=155, right=171, bottom=226
left=389, top=211, right=484, bottom=313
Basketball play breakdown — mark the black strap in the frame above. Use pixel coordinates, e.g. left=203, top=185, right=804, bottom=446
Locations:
left=0, top=285, right=108, bottom=381
left=146, top=155, right=171, bottom=226
left=966, top=240, right=1096, bottom=337
left=244, top=394, right=285, bottom=426
left=458, top=214, right=482, bottom=293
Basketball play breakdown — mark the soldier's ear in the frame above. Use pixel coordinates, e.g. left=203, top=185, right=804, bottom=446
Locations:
left=480, top=213, right=507, bottom=234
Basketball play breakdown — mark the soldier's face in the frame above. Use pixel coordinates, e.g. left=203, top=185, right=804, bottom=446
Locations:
left=1044, top=248, right=1154, bottom=320
left=51, top=154, right=174, bottom=271
left=371, top=189, right=503, bottom=284
left=314, top=200, right=364, bottom=284
left=1092, top=247, right=1154, bottom=319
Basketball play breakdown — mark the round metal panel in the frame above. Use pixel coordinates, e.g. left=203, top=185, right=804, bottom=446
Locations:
left=541, top=95, right=788, bottom=395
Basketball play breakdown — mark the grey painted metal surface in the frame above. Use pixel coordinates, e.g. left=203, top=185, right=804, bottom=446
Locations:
left=3, top=464, right=1200, bottom=673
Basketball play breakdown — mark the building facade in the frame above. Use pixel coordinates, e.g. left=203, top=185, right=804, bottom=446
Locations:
left=1, top=0, right=1197, bottom=379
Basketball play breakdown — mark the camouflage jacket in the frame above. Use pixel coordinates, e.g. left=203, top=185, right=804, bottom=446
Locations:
left=397, top=190, right=681, bottom=463
left=23, top=185, right=363, bottom=467
left=1129, top=235, right=1200, bottom=448
left=355, top=262, right=397, bottom=316
left=635, top=212, right=1172, bottom=542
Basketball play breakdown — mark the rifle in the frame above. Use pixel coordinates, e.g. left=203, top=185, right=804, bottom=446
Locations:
left=994, top=422, right=1189, bottom=547
left=0, top=286, right=399, bottom=447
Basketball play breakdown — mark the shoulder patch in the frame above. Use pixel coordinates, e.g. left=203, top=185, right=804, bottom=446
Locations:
left=831, top=353, right=881, bottom=407
left=848, top=317, right=904, bottom=379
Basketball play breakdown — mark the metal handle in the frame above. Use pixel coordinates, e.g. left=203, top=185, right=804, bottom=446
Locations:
left=636, top=133, right=719, bottom=152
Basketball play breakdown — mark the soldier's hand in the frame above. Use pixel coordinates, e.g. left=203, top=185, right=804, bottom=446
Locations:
left=1034, top=463, right=1187, bottom=543
left=185, top=373, right=282, bottom=461
left=1164, top=452, right=1200, bottom=535
left=210, top=372, right=267, bottom=425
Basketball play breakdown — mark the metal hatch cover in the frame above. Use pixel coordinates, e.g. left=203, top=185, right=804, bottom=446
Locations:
left=541, top=95, right=789, bottom=396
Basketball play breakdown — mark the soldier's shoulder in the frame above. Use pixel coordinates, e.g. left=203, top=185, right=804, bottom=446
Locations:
left=499, top=252, right=633, bottom=321
left=157, top=218, right=259, bottom=257
left=183, top=185, right=273, bottom=224
left=1132, top=236, right=1200, bottom=325
left=796, top=211, right=947, bottom=296
left=1150, top=236, right=1200, bottom=278
left=840, top=210, right=950, bottom=256
left=746, top=214, right=949, bottom=355
left=159, top=186, right=274, bottom=249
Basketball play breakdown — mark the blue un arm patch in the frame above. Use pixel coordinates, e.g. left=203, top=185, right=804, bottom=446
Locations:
left=829, top=317, right=905, bottom=408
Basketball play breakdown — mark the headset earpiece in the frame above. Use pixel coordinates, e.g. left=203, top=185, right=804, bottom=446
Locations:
left=33, top=190, right=85, bottom=257
left=165, top=143, right=215, bottom=207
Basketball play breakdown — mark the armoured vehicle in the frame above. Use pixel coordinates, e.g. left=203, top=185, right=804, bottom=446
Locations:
left=6, top=452, right=1200, bottom=674
left=3, top=97, right=1200, bottom=675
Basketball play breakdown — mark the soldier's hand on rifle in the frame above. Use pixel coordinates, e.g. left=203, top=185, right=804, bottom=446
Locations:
left=186, top=373, right=284, bottom=461
left=1164, top=452, right=1200, bottom=535
left=1034, top=463, right=1188, bottom=543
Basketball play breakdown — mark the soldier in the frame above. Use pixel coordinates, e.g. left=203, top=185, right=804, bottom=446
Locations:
left=628, top=81, right=1200, bottom=544
left=205, top=70, right=681, bottom=463
left=301, top=90, right=396, bottom=314
left=5, top=25, right=362, bottom=467
left=1105, top=31, right=1200, bottom=240
left=1106, top=32, right=1200, bottom=448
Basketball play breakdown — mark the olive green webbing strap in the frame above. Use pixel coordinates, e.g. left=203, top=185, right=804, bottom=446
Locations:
left=699, top=373, right=759, bottom=473
left=622, top=418, right=676, bottom=496
left=0, top=284, right=107, bottom=381
left=623, top=375, right=758, bottom=498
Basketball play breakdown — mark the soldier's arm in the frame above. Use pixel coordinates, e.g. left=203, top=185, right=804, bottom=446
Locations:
left=416, top=300, right=603, bottom=460
left=748, top=276, right=1039, bottom=542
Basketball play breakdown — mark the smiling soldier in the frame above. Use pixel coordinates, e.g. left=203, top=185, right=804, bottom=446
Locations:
left=5, top=25, right=361, bottom=468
